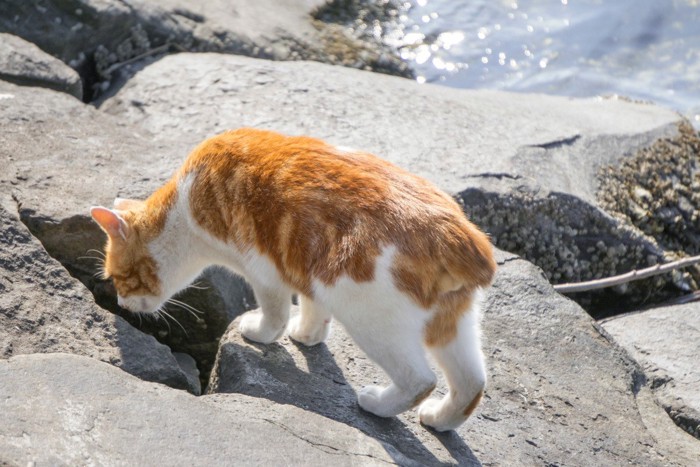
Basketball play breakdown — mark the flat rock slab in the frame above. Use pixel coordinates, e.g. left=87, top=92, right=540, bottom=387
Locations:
left=100, top=53, right=686, bottom=301
left=602, top=304, right=700, bottom=439
left=100, top=53, right=680, bottom=200
left=0, top=353, right=397, bottom=466
left=208, top=250, right=695, bottom=466
left=0, top=194, right=193, bottom=393
left=0, top=32, right=82, bottom=99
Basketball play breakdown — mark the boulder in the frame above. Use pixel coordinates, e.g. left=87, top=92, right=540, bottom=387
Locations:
left=0, top=353, right=398, bottom=466
left=0, top=33, right=82, bottom=99
left=0, top=79, right=252, bottom=390
left=0, top=0, right=409, bottom=100
left=0, top=194, right=194, bottom=393
left=601, top=303, right=700, bottom=441
left=99, top=52, right=688, bottom=313
left=208, top=250, right=699, bottom=465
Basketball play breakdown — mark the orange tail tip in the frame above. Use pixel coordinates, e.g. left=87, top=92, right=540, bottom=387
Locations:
left=443, top=222, right=497, bottom=290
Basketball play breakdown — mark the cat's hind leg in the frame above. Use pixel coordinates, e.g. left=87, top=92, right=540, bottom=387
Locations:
left=288, top=295, right=332, bottom=346
left=239, top=285, right=291, bottom=344
left=339, top=306, right=437, bottom=418
left=419, top=294, right=486, bottom=432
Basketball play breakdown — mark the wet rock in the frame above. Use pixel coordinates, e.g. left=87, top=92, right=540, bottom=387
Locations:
left=0, top=32, right=82, bottom=99
left=0, top=353, right=398, bottom=466
left=0, top=79, right=250, bottom=390
left=207, top=250, right=698, bottom=465
left=601, top=303, right=700, bottom=442
left=0, top=195, right=193, bottom=393
left=100, top=52, right=684, bottom=313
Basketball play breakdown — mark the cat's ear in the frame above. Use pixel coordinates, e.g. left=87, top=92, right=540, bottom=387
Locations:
left=90, top=206, right=129, bottom=241
left=113, top=197, right=144, bottom=211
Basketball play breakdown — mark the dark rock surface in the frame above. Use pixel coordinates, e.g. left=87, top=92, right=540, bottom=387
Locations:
left=208, top=250, right=698, bottom=466
left=602, top=303, right=700, bottom=442
left=0, top=194, right=193, bottom=393
left=100, top=51, right=687, bottom=312
left=0, top=353, right=397, bottom=466
left=0, top=32, right=82, bottom=99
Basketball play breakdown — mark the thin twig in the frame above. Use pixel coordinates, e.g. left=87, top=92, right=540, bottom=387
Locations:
left=553, top=254, right=700, bottom=293
left=103, top=44, right=172, bottom=75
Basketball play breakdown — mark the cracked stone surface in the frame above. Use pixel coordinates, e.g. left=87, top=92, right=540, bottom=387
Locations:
left=0, top=353, right=397, bottom=466
left=602, top=303, right=700, bottom=441
left=208, top=250, right=700, bottom=466
left=0, top=194, right=194, bottom=393
left=99, top=51, right=688, bottom=312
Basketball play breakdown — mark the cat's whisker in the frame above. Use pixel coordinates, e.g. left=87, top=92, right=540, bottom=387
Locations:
left=154, top=308, right=172, bottom=334
left=77, top=255, right=105, bottom=264
left=159, top=308, right=188, bottom=336
left=167, top=298, right=204, bottom=317
left=86, top=249, right=106, bottom=258
left=185, top=281, right=210, bottom=291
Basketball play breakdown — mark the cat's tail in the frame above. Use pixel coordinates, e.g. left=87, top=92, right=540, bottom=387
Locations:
left=439, top=219, right=497, bottom=292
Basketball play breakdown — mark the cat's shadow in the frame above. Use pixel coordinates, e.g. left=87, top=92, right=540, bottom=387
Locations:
left=218, top=336, right=481, bottom=466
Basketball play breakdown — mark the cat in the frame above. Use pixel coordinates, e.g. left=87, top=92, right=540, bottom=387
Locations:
left=90, top=128, right=496, bottom=431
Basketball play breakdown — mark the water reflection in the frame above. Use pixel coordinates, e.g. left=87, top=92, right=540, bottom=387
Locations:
left=389, top=0, right=700, bottom=124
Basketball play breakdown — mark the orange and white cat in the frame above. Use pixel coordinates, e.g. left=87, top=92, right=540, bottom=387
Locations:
left=91, top=128, right=496, bottom=431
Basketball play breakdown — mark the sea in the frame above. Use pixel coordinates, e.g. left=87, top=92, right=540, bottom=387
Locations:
left=386, top=0, right=700, bottom=126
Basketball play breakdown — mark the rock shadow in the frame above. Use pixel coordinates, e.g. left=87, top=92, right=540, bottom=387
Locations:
left=212, top=334, right=480, bottom=466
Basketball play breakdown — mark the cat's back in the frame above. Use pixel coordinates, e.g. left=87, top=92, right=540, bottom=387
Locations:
left=187, top=128, right=453, bottom=213
left=183, top=128, right=495, bottom=300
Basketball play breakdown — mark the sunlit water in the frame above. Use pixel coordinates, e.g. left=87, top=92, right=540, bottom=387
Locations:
left=386, top=0, right=700, bottom=125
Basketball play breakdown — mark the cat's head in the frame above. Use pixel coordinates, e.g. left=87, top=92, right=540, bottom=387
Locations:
left=90, top=197, right=169, bottom=314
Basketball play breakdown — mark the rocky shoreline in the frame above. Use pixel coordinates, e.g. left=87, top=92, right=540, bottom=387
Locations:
left=1, top=1, right=699, bottom=465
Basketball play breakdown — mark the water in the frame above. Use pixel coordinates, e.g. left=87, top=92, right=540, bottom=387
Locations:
left=387, top=0, right=700, bottom=125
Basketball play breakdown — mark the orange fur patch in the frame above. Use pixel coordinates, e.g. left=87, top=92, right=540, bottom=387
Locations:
left=101, top=179, right=178, bottom=297
left=463, top=389, right=484, bottom=417
left=424, top=288, right=474, bottom=347
left=180, top=128, right=496, bottom=305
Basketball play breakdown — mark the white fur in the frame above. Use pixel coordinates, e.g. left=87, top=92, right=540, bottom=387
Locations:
left=419, top=296, right=486, bottom=431
left=123, top=174, right=486, bottom=430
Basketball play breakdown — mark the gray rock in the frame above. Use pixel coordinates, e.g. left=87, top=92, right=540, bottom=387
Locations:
left=0, top=33, right=82, bottom=99
left=0, top=353, right=398, bottom=466
left=173, top=352, right=202, bottom=396
left=99, top=52, right=686, bottom=311
left=0, top=79, right=249, bottom=391
left=0, top=194, right=193, bottom=393
left=0, top=0, right=409, bottom=100
left=208, top=250, right=698, bottom=466
left=601, top=303, right=700, bottom=441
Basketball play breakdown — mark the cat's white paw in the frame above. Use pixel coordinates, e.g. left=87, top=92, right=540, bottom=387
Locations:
left=419, top=398, right=456, bottom=432
left=239, top=311, right=285, bottom=344
left=288, top=315, right=330, bottom=346
left=358, top=385, right=392, bottom=417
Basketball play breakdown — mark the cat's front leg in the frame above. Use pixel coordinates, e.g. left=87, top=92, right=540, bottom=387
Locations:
left=239, top=285, right=291, bottom=344
left=288, top=295, right=332, bottom=346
